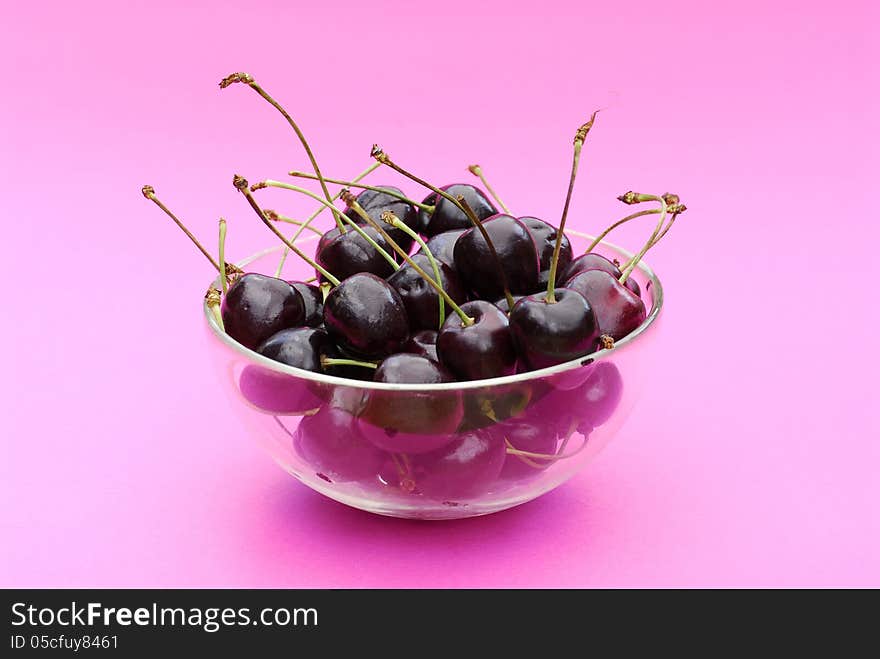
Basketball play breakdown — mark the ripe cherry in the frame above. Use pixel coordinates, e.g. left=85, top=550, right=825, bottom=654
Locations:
left=418, top=228, right=467, bottom=268
left=387, top=254, right=466, bottom=331
left=316, top=225, right=395, bottom=282
left=453, top=214, right=540, bottom=300
left=519, top=216, right=572, bottom=288
left=323, top=272, right=409, bottom=358
left=419, top=183, right=497, bottom=237
left=564, top=252, right=640, bottom=297
left=221, top=273, right=305, bottom=350
left=565, top=269, right=646, bottom=341
left=437, top=300, right=517, bottom=380
left=344, top=186, right=420, bottom=255
left=288, top=281, right=323, bottom=327
left=293, top=407, right=385, bottom=483
left=404, top=330, right=439, bottom=362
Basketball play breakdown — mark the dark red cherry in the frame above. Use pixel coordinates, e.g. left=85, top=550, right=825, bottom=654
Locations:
left=403, top=430, right=506, bottom=499
left=344, top=186, right=419, bottom=255
left=566, top=269, right=646, bottom=341
left=420, top=183, right=498, bottom=237
left=387, top=253, right=467, bottom=331
left=573, top=361, right=623, bottom=432
left=238, top=365, right=323, bottom=414
left=293, top=407, right=385, bottom=483
left=495, top=421, right=559, bottom=480
left=564, top=252, right=640, bottom=297
left=404, top=330, right=439, bottom=362
left=256, top=326, right=332, bottom=372
left=437, top=300, right=517, bottom=380
left=418, top=228, right=467, bottom=268
left=492, top=293, right=526, bottom=313
left=453, top=214, right=540, bottom=300
left=221, top=273, right=305, bottom=350
left=508, top=289, right=601, bottom=369
left=357, top=354, right=462, bottom=454
left=518, top=216, right=573, bottom=286
left=288, top=281, right=324, bottom=327
left=323, top=272, right=409, bottom=358
left=316, top=225, right=395, bottom=282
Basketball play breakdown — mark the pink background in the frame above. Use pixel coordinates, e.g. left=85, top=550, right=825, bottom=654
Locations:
left=2, top=0, right=877, bottom=587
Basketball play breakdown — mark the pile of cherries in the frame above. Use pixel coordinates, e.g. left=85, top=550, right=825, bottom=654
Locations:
left=144, top=72, right=685, bottom=501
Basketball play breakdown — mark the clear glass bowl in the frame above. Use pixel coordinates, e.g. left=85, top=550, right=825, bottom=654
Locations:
left=204, top=232, right=663, bottom=519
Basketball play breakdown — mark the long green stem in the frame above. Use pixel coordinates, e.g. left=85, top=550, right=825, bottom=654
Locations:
left=218, top=218, right=229, bottom=294
left=263, top=209, right=324, bottom=236
left=254, top=180, right=399, bottom=271
left=468, top=164, right=510, bottom=213
left=288, top=171, right=435, bottom=211
left=546, top=112, right=598, bottom=304
left=620, top=195, right=667, bottom=284
left=142, top=186, right=220, bottom=272
left=219, top=72, right=344, bottom=231
left=275, top=162, right=380, bottom=277
left=386, top=217, right=446, bottom=327
left=232, top=175, right=341, bottom=286
left=585, top=209, right=662, bottom=254
left=320, top=356, right=378, bottom=370
left=344, top=197, right=474, bottom=326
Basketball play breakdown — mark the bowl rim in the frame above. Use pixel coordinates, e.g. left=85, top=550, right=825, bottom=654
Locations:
left=203, top=230, right=663, bottom=392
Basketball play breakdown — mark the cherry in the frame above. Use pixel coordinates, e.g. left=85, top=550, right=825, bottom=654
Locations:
left=389, top=430, right=506, bottom=499
left=323, top=272, right=409, bottom=358
left=509, top=289, right=600, bottom=369
left=573, top=361, right=623, bottom=432
left=419, top=229, right=467, bottom=268
left=256, top=326, right=333, bottom=372
left=238, top=364, right=323, bottom=414
left=495, top=422, right=559, bottom=480
left=316, top=225, right=395, bottom=282
left=519, top=216, right=573, bottom=286
left=221, top=273, right=305, bottom=350
left=453, top=214, right=540, bottom=300
left=404, top=330, right=439, bottom=362
left=437, top=300, right=517, bottom=380
left=565, top=269, right=646, bottom=341
left=387, top=254, right=466, bottom=331
left=492, top=293, right=526, bottom=313
left=458, top=381, right=533, bottom=431
left=419, top=183, right=498, bottom=237
left=344, top=186, right=420, bottom=255
left=292, top=407, right=385, bottom=483
left=563, top=253, right=640, bottom=297
left=289, top=281, right=323, bottom=327
left=357, top=354, right=463, bottom=454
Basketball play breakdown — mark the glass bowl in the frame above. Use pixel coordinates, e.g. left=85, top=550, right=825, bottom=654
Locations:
left=203, top=231, right=663, bottom=519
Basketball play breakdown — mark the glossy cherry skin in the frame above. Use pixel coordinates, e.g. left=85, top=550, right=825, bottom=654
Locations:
left=453, top=214, right=540, bottom=300
left=293, top=407, right=385, bottom=483
left=393, top=430, right=506, bottom=499
left=387, top=253, right=467, bottom=331
left=564, top=252, right=640, bottom=297
left=357, top=354, right=462, bottom=454
left=565, top=269, right=646, bottom=341
left=509, top=289, right=601, bottom=369
left=221, top=273, right=305, bottom=351
left=418, top=228, right=467, bottom=268
left=323, top=273, right=409, bottom=358
left=404, top=330, right=439, bottom=362
left=344, top=186, right=419, bottom=255
left=518, top=216, right=573, bottom=287
left=492, top=293, right=526, bottom=314
left=256, top=326, right=333, bottom=372
left=437, top=300, right=517, bottom=381
left=316, top=225, right=395, bottom=282
left=419, top=183, right=498, bottom=237
left=573, top=361, right=623, bottom=432
left=289, top=281, right=324, bottom=327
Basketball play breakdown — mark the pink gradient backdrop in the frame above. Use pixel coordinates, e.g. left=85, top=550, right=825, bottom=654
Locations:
left=1, top=0, right=877, bottom=587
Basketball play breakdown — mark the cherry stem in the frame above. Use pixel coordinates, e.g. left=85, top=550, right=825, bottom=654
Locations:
left=263, top=209, right=324, bottom=236
left=288, top=171, right=435, bottom=212
left=205, top=286, right=225, bottom=331
left=503, top=434, right=588, bottom=462
left=386, top=216, right=446, bottom=327
left=619, top=195, right=667, bottom=284
left=546, top=112, right=598, bottom=304
left=141, top=185, right=221, bottom=272
left=459, top=196, right=515, bottom=312
left=370, top=146, right=483, bottom=226
left=320, top=356, right=378, bottom=370
left=254, top=179, right=399, bottom=271
left=275, top=162, right=380, bottom=277
left=467, top=164, right=510, bottom=214
left=219, top=72, right=344, bottom=231
left=584, top=208, right=662, bottom=254
left=218, top=218, right=229, bottom=294
left=232, top=175, right=341, bottom=286
left=345, top=198, right=474, bottom=326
